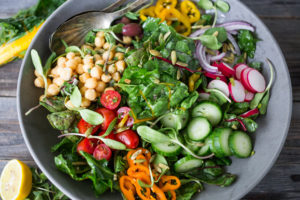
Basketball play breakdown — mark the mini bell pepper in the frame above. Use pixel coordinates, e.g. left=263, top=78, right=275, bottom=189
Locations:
left=154, top=0, right=177, bottom=16
left=140, top=6, right=156, bottom=21
left=159, top=8, right=191, bottom=36
left=180, top=0, right=201, bottom=23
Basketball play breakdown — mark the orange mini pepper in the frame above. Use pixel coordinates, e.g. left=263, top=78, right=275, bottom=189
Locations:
left=159, top=175, right=181, bottom=192
left=170, top=190, right=176, bottom=200
left=150, top=184, right=167, bottom=200
left=120, top=176, right=136, bottom=200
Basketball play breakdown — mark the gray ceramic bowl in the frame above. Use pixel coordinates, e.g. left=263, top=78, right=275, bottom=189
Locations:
left=17, top=0, right=292, bottom=199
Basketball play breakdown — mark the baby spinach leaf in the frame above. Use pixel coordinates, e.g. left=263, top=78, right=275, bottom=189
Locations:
left=78, top=109, right=103, bottom=125
left=47, top=110, right=76, bottom=130
left=199, top=35, right=222, bottom=50
left=249, top=61, right=262, bottom=71
left=125, top=48, right=148, bottom=67
left=201, top=14, right=213, bottom=25
left=198, top=0, right=214, bottom=10
left=70, top=86, right=82, bottom=108
left=40, top=96, right=66, bottom=112
left=229, top=102, right=249, bottom=115
left=222, top=113, right=239, bottom=130
left=176, top=182, right=202, bottom=200
left=204, top=27, right=228, bottom=43
left=241, top=117, right=258, bottom=133
left=181, top=91, right=199, bottom=110
left=237, top=30, right=258, bottom=58
left=215, top=0, right=230, bottom=13
left=203, top=160, right=224, bottom=177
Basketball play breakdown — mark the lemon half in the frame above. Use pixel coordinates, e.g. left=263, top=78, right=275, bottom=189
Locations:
left=0, top=159, right=32, bottom=200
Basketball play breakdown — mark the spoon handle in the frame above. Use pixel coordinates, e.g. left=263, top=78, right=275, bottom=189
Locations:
left=109, top=0, right=149, bottom=20
left=102, top=0, right=128, bottom=12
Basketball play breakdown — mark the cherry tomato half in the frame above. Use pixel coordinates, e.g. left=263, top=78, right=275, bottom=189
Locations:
left=77, top=119, right=100, bottom=135
left=93, top=144, right=112, bottom=161
left=117, top=107, right=134, bottom=127
left=96, top=107, right=117, bottom=130
left=100, top=90, right=121, bottom=110
left=77, top=138, right=97, bottom=154
left=115, top=129, right=139, bottom=149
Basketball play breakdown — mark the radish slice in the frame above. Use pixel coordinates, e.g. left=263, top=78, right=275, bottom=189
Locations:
left=208, top=80, right=230, bottom=97
left=240, top=108, right=260, bottom=118
left=244, top=90, right=255, bottom=102
left=234, top=64, right=248, bottom=80
left=199, top=92, right=210, bottom=100
left=229, top=80, right=246, bottom=102
left=247, top=69, right=266, bottom=93
left=241, top=68, right=256, bottom=93
left=218, top=62, right=235, bottom=77
left=203, top=71, right=227, bottom=82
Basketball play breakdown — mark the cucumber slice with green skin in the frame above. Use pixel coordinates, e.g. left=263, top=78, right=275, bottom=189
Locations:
left=192, top=101, right=223, bottom=126
left=229, top=131, right=252, bottom=158
left=174, top=156, right=203, bottom=173
left=182, top=143, right=201, bottom=156
left=198, top=138, right=211, bottom=156
left=212, top=128, right=232, bottom=157
left=161, top=111, right=189, bottom=130
left=187, top=117, right=212, bottom=141
left=152, top=141, right=182, bottom=157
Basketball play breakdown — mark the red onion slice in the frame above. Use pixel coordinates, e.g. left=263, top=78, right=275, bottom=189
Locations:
left=210, top=52, right=226, bottom=61
left=227, top=33, right=241, bottom=56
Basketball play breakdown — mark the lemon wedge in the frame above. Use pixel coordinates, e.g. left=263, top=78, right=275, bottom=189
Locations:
left=0, top=159, right=32, bottom=200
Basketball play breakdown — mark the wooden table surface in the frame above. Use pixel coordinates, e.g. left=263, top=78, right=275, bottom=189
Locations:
left=0, top=0, right=299, bottom=199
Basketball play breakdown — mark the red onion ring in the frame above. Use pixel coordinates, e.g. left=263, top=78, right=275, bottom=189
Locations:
left=227, top=33, right=241, bottom=56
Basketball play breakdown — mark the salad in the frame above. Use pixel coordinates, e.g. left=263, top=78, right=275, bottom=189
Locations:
left=28, top=0, right=274, bottom=199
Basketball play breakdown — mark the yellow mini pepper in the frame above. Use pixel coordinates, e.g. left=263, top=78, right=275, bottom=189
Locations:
left=159, top=8, right=191, bottom=36
left=154, top=0, right=177, bottom=16
left=139, top=6, right=156, bottom=21
left=180, top=0, right=201, bottom=23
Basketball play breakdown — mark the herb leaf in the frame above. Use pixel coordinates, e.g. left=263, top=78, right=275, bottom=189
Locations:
left=70, top=86, right=82, bottom=108
left=198, top=0, right=214, bottom=10
left=125, top=12, right=139, bottom=20
left=65, top=46, right=84, bottom=58
left=101, top=118, right=117, bottom=137
left=199, top=35, right=222, bottom=50
left=79, top=109, right=104, bottom=125
left=100, top=138, right=127, bottom=150
left=215, top=0, right=230, bottom=13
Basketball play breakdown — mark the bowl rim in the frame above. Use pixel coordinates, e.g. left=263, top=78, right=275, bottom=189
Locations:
left=17, top=0, right=293, bottom=199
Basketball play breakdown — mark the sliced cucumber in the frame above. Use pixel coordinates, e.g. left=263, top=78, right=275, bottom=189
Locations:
left=198, top=138, right=211, bottom=156
left=187, top=117, right=212, bottom=141
left=229, top=131, right=252, bottom=158
left=161, top=111, right=189, bottom=130
left=152, top=141, right=182, bottom=157
left=192, top=101, right=223, bottom=126
left=174, top=156, right=203, bottom=173
left=212, top=128, right=232, bottom=157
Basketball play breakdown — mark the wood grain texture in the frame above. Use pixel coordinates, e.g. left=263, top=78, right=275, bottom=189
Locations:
left=0, top=0, right=299, bottom=199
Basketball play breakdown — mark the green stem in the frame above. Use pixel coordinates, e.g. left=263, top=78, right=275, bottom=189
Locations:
left=212, top=6, right=218, bottom=27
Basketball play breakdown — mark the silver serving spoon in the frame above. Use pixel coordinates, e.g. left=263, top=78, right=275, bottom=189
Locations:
left=50, top=0, right=148, bottom=55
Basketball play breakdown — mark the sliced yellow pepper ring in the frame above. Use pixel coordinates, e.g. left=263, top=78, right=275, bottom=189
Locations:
left=180, top=0, right=201, bottom=23
left=189, top=73, right=201, bottom=92
left=140, top=6, right=156, bottom=21
left=159, top=8, right=191, bottom=36
left=155, top=0, right=177, bottom=16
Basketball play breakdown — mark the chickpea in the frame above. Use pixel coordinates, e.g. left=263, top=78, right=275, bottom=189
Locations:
left=104, top=87, right=115, bottom=93
left=60, top=67, right=73, bottom=81
left=117, top=43, right=124, bottom=47
left=85, top=77, right=97, bottom=89
left=115, top=52, right=124, bottom=60
left=80, top=86, right=87, bottom=95
left=112, top=72, right=121, bottom=82
left=116, top=60, right=126, bottom=73
left=74, top=56, right=82, bottom=64
left=94, top=54, right=102, bottom=61
left=39, top=94, right=46, bottom=101
left=103, top=42, right=111, bottom=50
left=79, top=73, right=91, bottom=83
left=81, top=97, right=91, bottom=108
left=76, top=64, right=84, bottom=74
left=85, top=88, right=97, bottom=101
left=96, top=31, right=105, bottom=38
left=102, top=50, right=114, bottom=61
left=57, top=66, right=65, bottom=75
left=47, top=78, right=52, bottom=86
left=90, top=66, right=103, bottom=79
left=50, top=66, right=60, bottom=77
left=83, top=55, right=94, bottom=64
left=108, top=64, right=116, bottom=74
left=101, top=73, right=112, bottom=83
left=66, top=52, right=75, bottom=60
left=57, top=57, right=67, bottom=67
left=53, top=77, right=65, bottom=87
left=34, top=69, right=41, bottom=78
left=95, top=81, right=106, bottom=93
left=95, top=37, right=105, bottom=48
left=95, top=59, right=105, bottom=66
left=65, top=100, right=75, bottom=109
left=83, top=63, right=93, bottom=73
left=123, top=36, right=132, bottom=44
left=34, top=77, right=44, bottom=88
left=66, top=59, right=77, bottom=70
left=47, top=84, right=60, bottom=96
